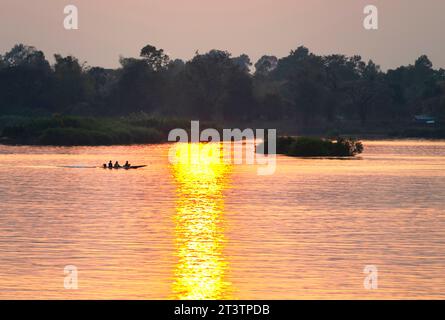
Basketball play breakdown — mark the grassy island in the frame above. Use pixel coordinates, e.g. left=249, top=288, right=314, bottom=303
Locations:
left=260, top=136, right=364, bottom=157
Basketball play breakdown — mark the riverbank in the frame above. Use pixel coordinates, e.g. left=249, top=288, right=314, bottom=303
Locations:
left=221, top=119, right=445, bottom=140
left=0, top=115, right=219, bottom=146
left=1, top=115, right=444, bottom=146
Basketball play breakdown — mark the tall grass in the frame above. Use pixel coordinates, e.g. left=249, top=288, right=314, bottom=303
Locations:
left=0, top=114, right=167, bottom=146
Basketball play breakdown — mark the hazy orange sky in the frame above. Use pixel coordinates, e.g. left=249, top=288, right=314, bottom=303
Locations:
left=1, top=0, right=444, bottom=70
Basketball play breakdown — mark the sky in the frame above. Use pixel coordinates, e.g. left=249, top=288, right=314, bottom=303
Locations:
left=0, top=0, right=444, bottom=70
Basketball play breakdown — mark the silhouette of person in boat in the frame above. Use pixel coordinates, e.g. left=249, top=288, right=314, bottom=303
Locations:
left=103, top=160, right=137, bottom=169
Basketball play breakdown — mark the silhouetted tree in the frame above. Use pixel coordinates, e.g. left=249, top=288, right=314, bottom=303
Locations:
left=1, top=43, right=445, bottom=133
left=0, top=44, right=52, bottom=113
left=254, top=55, right=278, bottom=77
left=140, top=44, right=170, bottom=71
left=110, top=57, right=163, bottom=114
left=232, top=54, right=252, bottom=73
left=50, top=54, right=93, bottom=113
left=181, top=50, right=254, bottom=120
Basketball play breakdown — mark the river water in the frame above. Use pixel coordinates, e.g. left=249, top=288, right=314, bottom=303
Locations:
left=0, top=140, right=444, bottom=299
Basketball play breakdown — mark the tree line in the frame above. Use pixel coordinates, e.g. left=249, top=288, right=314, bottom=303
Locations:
left=1, top=43, right=444, bottom=128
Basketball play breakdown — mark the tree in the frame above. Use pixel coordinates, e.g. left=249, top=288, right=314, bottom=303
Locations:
left=181, top=50, right=231, bottom=119
left=273, top=46, right=310, bottom=80
left=273, top=46, right=328, bottom=124
left=181, top=50, right=254, bottom=120
left=322, top=55, right=363, bottom=121
left=49, top=54, right=93, bottom=113
left=344, top=60, right=386, bottom=125
left=254, top=55, right=278, bottom=77
left=1, top=42, right=445, bottom=133
left=0, top=44, right=52, bottom=114
left=232, top=54, right=252, bottom=73
left=140, top=44, right=170, bottom=71
left=85, top=67, right=117, bottom=114
left=415, top=55, right=433, bottom=70
left=110, top=57, right=164, bottom=115
left=2, top=44, right=50, bottom=69
left=222, top=65, right=255, bottom=120
left=259, top=93, right=285, bottom=121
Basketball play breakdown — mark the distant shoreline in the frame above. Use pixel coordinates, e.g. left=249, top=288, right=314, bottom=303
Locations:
left=2, top=44, right=445, bottom=148
left=1, top=114, right=444, bottom=147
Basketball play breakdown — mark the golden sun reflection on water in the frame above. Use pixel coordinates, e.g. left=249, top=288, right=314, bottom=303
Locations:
left=170, top=143, right=232, bottom=300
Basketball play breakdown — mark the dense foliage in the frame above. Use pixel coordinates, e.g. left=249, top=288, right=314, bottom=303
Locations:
left=0, top=43, right=444, bottom=132
left=274, top=136, right=364, bottom=157
left=0, top=115, right=194, bottom=145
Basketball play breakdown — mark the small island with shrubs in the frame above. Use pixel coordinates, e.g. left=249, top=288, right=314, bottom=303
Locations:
left=261, top=136, right=364, bottom=157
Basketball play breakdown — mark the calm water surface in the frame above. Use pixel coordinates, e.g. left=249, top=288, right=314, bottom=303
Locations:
left=0, top=140, right=444, bottom=299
